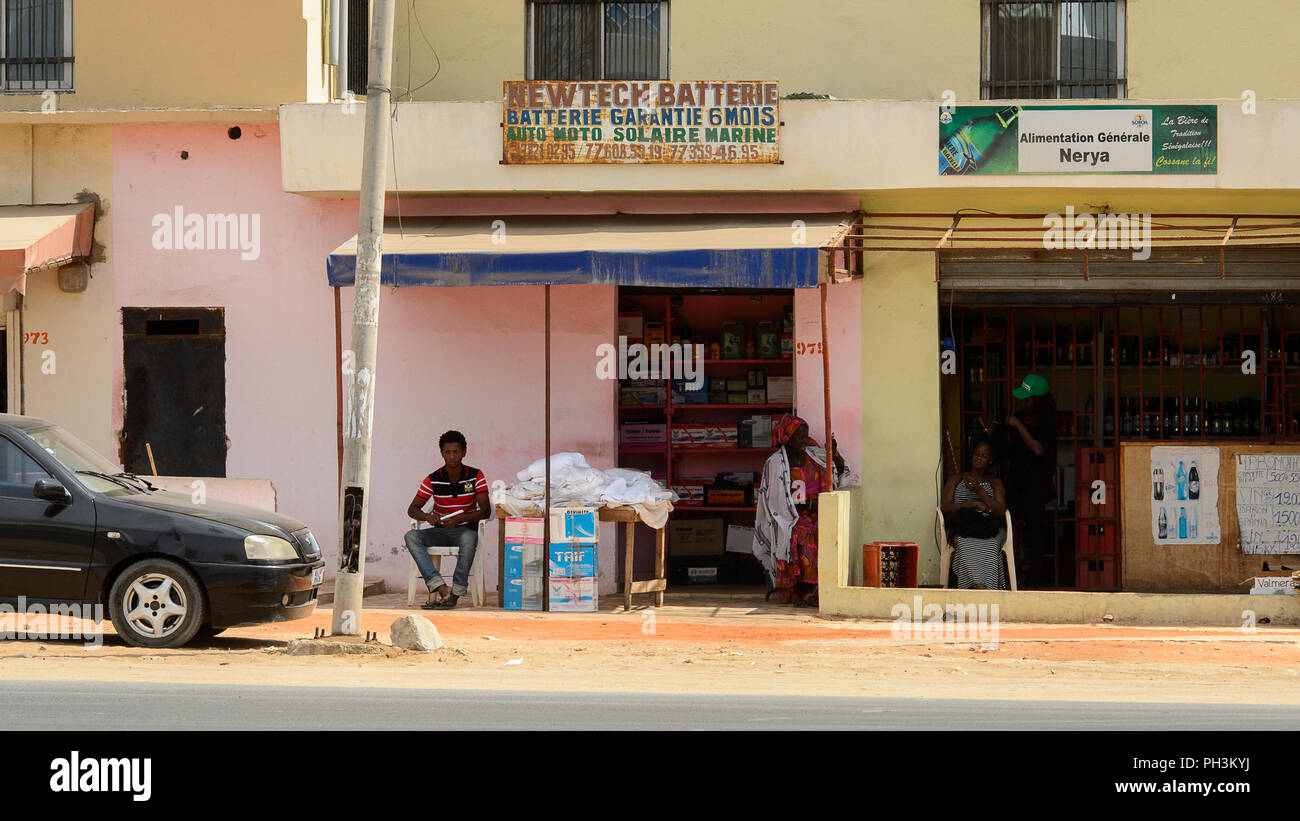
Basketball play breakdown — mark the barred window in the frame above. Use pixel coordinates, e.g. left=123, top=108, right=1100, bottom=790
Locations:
left=981, top=0, right=1125, bottom=99
left=528, top=1, right=669, bottom=81
left=1, top=0, right=73, bottom=92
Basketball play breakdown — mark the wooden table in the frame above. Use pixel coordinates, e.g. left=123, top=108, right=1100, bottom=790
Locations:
left=494, top=505, right=667, bottom=611
left=599, top=505, right=667, bottom=610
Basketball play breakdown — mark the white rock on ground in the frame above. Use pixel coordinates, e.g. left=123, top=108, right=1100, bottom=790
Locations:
left=389, top=615, right=443, bottom=651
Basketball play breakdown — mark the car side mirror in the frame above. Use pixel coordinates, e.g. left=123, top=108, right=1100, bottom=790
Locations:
left=34, top=479, right=71, bottom=505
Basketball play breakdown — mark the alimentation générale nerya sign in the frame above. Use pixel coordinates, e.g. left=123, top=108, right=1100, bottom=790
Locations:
left=939, top=104, right=1217, bottom=175
left=503, top=81, right=780, bottom=164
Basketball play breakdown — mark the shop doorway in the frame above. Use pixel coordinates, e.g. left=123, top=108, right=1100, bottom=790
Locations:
left=944, top=301, right=1300, bottom=590
left=616, top=288, right=796, bottom=590
left=122, top=308, right=227, bottom=477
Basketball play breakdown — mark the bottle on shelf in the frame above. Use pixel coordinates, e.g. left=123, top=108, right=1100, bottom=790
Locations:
left=1188, top=460, right=1200, bottom=500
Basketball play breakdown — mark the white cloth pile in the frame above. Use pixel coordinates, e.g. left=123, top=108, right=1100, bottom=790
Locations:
left=491, top=453, right=676, bottom=528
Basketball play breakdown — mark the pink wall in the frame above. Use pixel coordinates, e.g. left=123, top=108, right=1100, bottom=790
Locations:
left=109, top=121, right=849, bottom=596
left=111, top=122, right=353, bottom=567
left=795, top=282, right=863, bottom=478
left=344, top=283, right=617, bottom=592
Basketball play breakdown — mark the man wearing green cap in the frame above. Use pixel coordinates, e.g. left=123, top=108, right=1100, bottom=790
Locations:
left=1001, top=374, right=1057, bottom=587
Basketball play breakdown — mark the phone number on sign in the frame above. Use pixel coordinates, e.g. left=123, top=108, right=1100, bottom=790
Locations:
left=581, top=143, right=769, bottom=162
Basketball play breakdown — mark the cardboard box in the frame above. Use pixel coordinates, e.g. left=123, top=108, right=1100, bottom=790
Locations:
left=670, top=481, right=707, bottom=506
left=549, top=543, right=597, bottom=578
left=671, top=380, right=710, bottom=404
left=738, top=414, right=776, bottom=449
left=618, top=311, right=644, bottom=338
left=672, top=424, right=738, bottom=449
left=621, top=423, right=667, bottom=444
left=686, top=566, right=719, bottom=584
left=781, top=334, right=794, bottom=358
left=726, top=378, right=748, bottom=393
left=503, top=575, right=544, bottom=611
left=705, top=481, right=753, bottom=506
left=728, top=392, right=749, bottom=404
left=548, top=576, right=598, bottom=612
left=549, top=505, right=598, bottom=543
left=668, top=517, right=726, bottom=556
left=767, top=375, right=794, bottom=403
left=503, top=518, right=544, bottom=544
left=747, top=388, right=766, bottom=404
left=503, top=541, right=544, bottom=577
left=726, top=524, right=755, bottom=555
left=619, top=386, right=666, bottom=405
left=644, top=321, right=665, bottom=345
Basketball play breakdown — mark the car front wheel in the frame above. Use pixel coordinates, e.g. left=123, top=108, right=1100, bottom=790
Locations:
left=108, top=559, right=206, bottom=649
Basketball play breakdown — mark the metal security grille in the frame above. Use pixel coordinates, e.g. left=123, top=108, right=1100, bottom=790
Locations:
left=529, top=1, right=667, bottom=81
left=981, top=0, right=1125, bottom=99
left=345, top=0, right=369, bottom=97
left=1, top=0, right=73, bottom=92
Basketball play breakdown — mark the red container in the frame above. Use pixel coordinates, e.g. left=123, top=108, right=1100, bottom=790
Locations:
left=1077, top=556, right=1119, bottom=590
left=1076, top=519, right=1118, bottom=558
left=1074, top=448, right=1118, bottom=513
left=862, top=542, right=919, bottom=588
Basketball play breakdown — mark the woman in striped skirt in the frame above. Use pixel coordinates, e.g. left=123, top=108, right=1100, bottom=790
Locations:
left=941, top=438, right=1008, bottom=590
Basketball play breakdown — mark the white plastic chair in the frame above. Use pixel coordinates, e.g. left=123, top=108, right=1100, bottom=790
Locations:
left=405, top=515, right=486, bottom=608
left=937, top=506, right=1017, bottom=591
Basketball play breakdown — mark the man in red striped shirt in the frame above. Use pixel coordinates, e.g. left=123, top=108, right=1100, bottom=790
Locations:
left=404, top=430, right=491, bottom=609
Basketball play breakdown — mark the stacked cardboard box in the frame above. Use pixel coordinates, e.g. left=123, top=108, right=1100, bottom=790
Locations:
left=548, top=505, right=599, bottom=612
left=503, top=517, right=544, bottom=611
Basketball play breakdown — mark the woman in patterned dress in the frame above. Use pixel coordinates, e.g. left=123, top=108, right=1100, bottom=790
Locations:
left=940, top=437, right=1008, bottom=590
left=753, top=414, right=847, bottom=607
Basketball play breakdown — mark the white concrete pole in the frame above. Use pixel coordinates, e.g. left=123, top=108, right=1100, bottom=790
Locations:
left=332, top=0, right=396, bottom=635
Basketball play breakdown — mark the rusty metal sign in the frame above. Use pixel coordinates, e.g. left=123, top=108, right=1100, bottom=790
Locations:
left=503, top=81, right=780, bottom=164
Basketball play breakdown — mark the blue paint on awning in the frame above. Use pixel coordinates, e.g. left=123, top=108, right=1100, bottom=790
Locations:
left=326, top=247, right=821, bottom=288
left=325, top=215, right=852, bottom=289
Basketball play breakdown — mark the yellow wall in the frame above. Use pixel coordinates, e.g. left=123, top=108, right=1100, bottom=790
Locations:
left=1127, top=0, right=1300, bottom=99
left=10, top=125, right=117, bottom=459
left=0, top=1, right=321, bottom=113
left=859, top=251, right=943, bottom=582
left=393, top=0, right=1300, bottom=102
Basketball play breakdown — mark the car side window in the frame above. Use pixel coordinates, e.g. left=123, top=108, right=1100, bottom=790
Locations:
left=0, top=436, right=53, bottom=499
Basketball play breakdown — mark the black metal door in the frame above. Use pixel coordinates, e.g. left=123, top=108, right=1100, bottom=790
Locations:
left=122, top=308, right=226, bottom=477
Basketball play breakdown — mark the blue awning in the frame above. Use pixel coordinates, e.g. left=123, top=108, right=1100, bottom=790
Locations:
left=326, top=214, right=854, bottom=288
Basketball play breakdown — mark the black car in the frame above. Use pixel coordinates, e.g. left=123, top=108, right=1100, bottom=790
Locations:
left=0, top=414, right=325, bottom=648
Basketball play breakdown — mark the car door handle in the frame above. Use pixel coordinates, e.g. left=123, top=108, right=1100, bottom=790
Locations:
left=106, top=532, right=121, bottom=540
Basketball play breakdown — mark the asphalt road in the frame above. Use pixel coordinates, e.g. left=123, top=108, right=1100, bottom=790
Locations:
left=2, top=681, right=1299, bottom=730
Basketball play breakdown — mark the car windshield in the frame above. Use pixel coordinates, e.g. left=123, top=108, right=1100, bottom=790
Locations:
left=22, top=425, right=139, bottom=495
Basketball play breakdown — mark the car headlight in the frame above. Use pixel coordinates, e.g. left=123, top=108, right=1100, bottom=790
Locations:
left=244, top=534, right=299, bottom=560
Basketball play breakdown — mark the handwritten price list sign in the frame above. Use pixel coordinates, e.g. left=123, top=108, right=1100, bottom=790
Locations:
left=1236, top=453, right=1300, bottom=554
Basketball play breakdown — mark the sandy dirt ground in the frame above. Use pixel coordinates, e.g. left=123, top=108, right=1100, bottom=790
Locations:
left=3, top=591, right=1299, bottom=704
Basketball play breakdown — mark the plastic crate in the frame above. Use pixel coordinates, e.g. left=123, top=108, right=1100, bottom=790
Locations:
left=1077, top=556, right=1119, bottom=590
left=862, top=542, right=919, bottom=588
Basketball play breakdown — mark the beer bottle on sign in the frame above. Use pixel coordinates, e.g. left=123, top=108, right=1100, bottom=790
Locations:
left=939, top=106, right=1021, bottom=174
left=1158, top=507, right=1168, bottom=539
